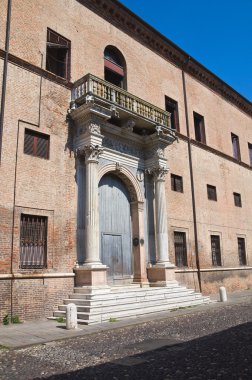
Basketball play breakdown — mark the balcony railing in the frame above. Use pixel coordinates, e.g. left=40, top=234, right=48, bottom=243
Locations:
left=71, top=74, right=171, bottom=128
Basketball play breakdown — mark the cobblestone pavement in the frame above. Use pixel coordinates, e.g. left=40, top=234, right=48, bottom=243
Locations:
left=0, top=300, right=251, bottom=380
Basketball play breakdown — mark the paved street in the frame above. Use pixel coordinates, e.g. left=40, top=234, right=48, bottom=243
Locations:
left=0, top=292, right=251, bottom=380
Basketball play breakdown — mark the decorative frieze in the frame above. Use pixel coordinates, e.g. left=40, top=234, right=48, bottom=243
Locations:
left=103, top=136, right=144, bottom=159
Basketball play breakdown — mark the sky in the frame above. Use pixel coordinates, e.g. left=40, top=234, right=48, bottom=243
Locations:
left=119, top=0, right=252, bottom=101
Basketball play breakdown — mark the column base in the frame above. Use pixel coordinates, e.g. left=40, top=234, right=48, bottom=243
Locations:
left=147, top=265, right=176, bottom=287
left=74, top=265, right=107, bottom=287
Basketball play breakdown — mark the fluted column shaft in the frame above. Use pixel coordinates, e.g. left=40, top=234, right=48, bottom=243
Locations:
left=153, top=168, right=171, bottom=265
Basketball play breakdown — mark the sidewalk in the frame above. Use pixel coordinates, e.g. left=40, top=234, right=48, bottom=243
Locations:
left=0, top=289, right=251, bottom=349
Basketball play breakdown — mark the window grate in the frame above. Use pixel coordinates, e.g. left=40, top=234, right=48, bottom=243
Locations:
left=20, top=215, right=47, bottom=269
left=24, top=129, right=49, bottom=159
left=211, top=235, right=221, bottom=266
left=238, top=238, right=247, bottom=266
left=174, top=232, right=188, bottom=267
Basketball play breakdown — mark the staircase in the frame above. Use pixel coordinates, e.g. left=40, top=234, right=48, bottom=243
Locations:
left=51, top=282, right=210, bottom=325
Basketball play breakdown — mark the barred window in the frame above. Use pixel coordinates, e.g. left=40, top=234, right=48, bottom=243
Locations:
left=20, top=214, right=47, bottom=269
left=174, top=232, right=188, bottom=267
left=171, top=174, right=183, bottom=193
left=24, top=129, right=49, bottom=159
left=207, top=184, right=217, bottom=201
left=238, top=238, right=247, bottom=266
left=234, top=192, right=242, bottom=207
left=211, top=235, right=221, bottom=266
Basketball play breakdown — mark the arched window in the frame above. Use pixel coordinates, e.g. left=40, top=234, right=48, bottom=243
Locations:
left=104, top=46, right=127, bottom=89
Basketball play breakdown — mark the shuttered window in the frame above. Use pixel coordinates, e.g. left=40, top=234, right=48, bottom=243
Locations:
left=165, top=96, right=180, bottom=131
left=238, top=237, right=247, bottom=266
left=233, top=192, right=242, bottom=207
left=24, top=129, right=49, bottom=159
left=211, top=235, right=222, bottom=266
left=46, top=28, right=71, bottom=80
left=171, top=174, right=183, bottom=193
left=174, top=232, right=188, bottom=267
left=207, top=184, right=217, bottom=201
left=20, top=214, right=47, bottom=269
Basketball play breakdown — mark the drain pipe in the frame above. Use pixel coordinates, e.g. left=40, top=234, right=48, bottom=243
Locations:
left=182, top=57, right=202, bottom=293
left=0, top=0, right=12, bottom=163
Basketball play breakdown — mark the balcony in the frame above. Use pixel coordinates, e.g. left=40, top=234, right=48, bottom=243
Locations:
left=71, top=74, right=175, bottom=136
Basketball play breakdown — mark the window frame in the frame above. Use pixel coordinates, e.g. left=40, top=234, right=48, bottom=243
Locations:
left=24, top=129, right=50, bottom=160
left=248, top=142, right=252, bottom=166
left=193, top=112, right=206, bottom=144
left=174, top=231, right=188, bottom=268
left=46, top=28, right=71, bottom=80
left=233, top=192, right=242, bottom=207
left=211, top=235, right=222, bottom=267
left=165, top=96, right=180, bottom=132
left=237, top=237, right=247, bottom=266
left=20, top=214, right=48, bottom=269
left=207, top=184, right=217, bottom=201
left=231, top=133, right=241, bottom=161
left=171, top=174, right=183, bottom=193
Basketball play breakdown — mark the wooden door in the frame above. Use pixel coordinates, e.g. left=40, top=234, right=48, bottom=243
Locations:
left=99, top=174, right=132, bottom=281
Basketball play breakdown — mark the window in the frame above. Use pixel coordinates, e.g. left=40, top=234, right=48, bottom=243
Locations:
left=231, top=133, right=241, bottom=160
left=207, top=185, right=217, bottom=201
left=171, top=174, right=183, bottom=193
left=193, top=112, right=206, bottom=143
left=248, top=143, right=252, bottom=166
left=174, top=232, right=188, bottom=267
left=24, top=129, right=50, bottom=159
left=211, top=235, right=221, bottom=266
left=104, top=46, right=127, bottom=89
left=238, top=238, right=247, bottom=266
left=233, top=192, right=242, bottom=207
left=20, top=214, right=47, bottom=269
left=165, top=96, right=179, bottom=131
left=46, top=28, right=70, bottom=80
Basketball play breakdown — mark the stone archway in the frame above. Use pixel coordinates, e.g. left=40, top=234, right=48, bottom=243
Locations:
left=98, top=164, right=147, bottom=284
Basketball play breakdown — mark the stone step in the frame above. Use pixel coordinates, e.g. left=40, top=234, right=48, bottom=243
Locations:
left=64, top=290, right=203, bottom=307
left=73, top=282, right=179, bottom=294
left=54, top=297, right=209, bottom=324
left=68, top=286, right=191, bottom=301
left=59, top=293, right=209, bottom=313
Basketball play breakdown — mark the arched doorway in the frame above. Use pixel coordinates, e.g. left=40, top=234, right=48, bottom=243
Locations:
left=99, top=173, right=132, bottom=282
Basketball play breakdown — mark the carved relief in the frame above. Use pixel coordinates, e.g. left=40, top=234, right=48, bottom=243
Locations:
left=147, top=167, right=169, bottom=182
left=136, top=170, right=144, bottom=182
left=103, top=136, right=144, bottom=158
left=76, top=145, right=103, bottom=164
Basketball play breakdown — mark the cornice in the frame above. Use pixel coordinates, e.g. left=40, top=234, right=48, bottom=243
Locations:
left=78, top=0, right=252, bottom=118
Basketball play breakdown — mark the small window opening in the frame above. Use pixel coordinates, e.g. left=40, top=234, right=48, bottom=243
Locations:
left=104, top=46, right=126, bottom=89
left=165, top=96, right=179, bottom=131
left=231, top=133, right=241, bottom=160
left=171, top=174, right=183, bottom=193
left=248, top=143, right=252, bottom=166
left=194, top=112, right=206, bottom=143
left=24, top=129, right=50, bottom=159
left=233, top=192, right=242, bottom=207
left=207, top=185, right=217, bottom=201
left=46, top=29, right=71, bottom=80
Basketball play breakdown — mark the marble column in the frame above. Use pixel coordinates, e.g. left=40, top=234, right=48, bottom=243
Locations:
left=147, top=166, right=175, bottom=286
left=84, top=145, right=102, bottom=265
left=153, top=167, right=171, bottom=266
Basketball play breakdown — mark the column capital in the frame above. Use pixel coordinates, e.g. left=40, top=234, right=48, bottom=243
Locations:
left=146, top=167, right=169, bottom=182
left=76, top=145, right=103, bottom=164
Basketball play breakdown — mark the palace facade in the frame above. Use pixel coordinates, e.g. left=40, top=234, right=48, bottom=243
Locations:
left=0, top=0, right=252, bottom=321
